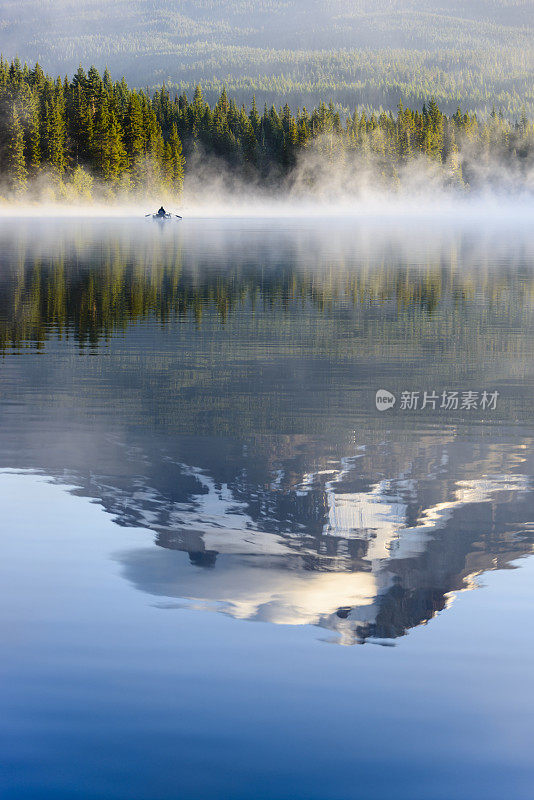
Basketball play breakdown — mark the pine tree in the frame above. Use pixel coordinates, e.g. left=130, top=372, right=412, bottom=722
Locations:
left=28, top=95, right=41, bottom=172
left=9, top=107, right=28, bottom=194
left=103, top=68, right=113, bottom=93
left=124, top=92, right=145, bottom=184
left=92, top=97, right=110, bottom=175
left=0, top=55, right=8, bottom=88
left=105, top=110, right=127, bottom=182
left=193, top=85, right=204, bottom=120
left=164, top=122, right=185, bottom=192
left=282, top=104, right=298, bottom=169
left=48, top=98, right=67, bottom=175
left=93, top=100, right=127, bottom=181
left=443, top=122, right=463, bottom=186
left=217, top=88, right=229, bottom=116
left=87, top=66, right=103, bottom=110
left=30, top=62, right=45, bottom=89
left=249, top=95, right=261, bottom=136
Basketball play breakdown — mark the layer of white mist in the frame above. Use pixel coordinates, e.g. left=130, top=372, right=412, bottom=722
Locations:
left=1, top=195, right=533, bottom=220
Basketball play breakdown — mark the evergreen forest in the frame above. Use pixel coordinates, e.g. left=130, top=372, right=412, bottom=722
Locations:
left=0, top=58, right=533, bottom=201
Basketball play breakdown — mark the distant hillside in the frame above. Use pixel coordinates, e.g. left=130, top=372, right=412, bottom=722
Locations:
left=0, top=0, right=532, bottom=115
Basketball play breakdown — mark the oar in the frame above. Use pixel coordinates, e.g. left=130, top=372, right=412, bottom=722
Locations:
left=145, top=213, right=152, bottom=217
left=175, top=214, right=182, bottom=219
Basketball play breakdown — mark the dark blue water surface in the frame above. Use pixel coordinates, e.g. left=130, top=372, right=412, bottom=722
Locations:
left=0, top=217, right=533, bottom=799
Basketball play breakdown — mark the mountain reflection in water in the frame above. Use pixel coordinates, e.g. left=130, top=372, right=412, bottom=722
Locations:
left=0, top=217, right=533, bottom=645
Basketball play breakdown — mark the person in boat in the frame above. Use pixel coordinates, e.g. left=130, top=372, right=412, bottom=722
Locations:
left=156, top=206, right=167, bottom=217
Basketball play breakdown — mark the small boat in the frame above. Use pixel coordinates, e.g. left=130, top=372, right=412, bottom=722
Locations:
left=145, top=210, right=182, bottom=221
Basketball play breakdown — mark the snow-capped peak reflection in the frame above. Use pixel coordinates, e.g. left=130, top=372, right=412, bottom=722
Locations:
left=107, top=438, right=534, bottom=644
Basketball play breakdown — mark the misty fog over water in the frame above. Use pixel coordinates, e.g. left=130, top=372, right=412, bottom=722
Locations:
left=0, top=217, right=533, bottom=799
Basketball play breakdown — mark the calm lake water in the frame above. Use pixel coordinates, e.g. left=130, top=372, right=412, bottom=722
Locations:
left=0, top=216, right=533, bottom=799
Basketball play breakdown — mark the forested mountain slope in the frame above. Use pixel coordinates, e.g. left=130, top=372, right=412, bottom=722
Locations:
left=0, top=0, right=532, bottom=115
